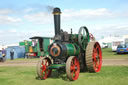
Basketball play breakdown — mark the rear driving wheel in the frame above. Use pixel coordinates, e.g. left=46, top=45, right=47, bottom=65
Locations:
left=86, top=42, right=102, bottom=72
left=37, top=57, right=52, bottom=79
left=66, top=56, right=80, bottom=81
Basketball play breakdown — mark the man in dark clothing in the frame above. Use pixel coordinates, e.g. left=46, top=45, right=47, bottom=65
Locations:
left=10, top=49, right=14, bottom=60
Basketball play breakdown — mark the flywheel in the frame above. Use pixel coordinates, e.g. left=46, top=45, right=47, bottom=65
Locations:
left=78, top=26, right=90, bottom=50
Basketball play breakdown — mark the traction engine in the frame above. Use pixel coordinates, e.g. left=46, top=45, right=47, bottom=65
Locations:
left=37, top=7, right=102, bottom=81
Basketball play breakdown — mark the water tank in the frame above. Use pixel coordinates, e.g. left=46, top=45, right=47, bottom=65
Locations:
left=5, top=46, right=25, bottom=59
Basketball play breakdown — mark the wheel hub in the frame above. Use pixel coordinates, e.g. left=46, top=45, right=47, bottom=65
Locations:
left=41, top=65, right=46, bottom=71
left=75, top=66, right=77, bottom=70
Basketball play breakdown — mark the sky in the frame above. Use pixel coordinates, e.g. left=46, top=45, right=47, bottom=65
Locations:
left=0, top=0, right=128, bottom=45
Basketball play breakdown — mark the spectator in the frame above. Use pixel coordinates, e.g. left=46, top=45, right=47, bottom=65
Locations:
left=10, top=49, right=14, bottom=60
left=2, top=48, right=6, bottom=57
left=1, top=48, right=6, bottom=62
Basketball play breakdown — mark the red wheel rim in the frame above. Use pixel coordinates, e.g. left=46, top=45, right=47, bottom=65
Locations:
left=41, top=58, right=52, bottom=79
left=92, top=42, right=102, bottom=72
left=70, top=57, right=80, bottom=80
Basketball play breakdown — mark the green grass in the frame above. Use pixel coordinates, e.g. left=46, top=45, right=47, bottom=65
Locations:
left=102, top=48, right=128, bottom=59
left=0, top=66, right=128, bottom=85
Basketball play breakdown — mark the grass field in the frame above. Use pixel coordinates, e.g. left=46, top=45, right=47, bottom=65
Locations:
left=0, top=66, right=128, bottom=85
left=0, top=48, right=128, bottom=85
left=102, top=48, right=128, bottom=59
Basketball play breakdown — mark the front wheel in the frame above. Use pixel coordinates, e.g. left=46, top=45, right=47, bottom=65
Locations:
left=37, top=57, right=52, bottom=79
left=66, top=56, right=80, bottom=81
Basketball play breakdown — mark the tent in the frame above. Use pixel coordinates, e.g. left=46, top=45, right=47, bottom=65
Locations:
left=99, top=36, right=123, bottom=48
left=5, top=46, right=25, bottom=59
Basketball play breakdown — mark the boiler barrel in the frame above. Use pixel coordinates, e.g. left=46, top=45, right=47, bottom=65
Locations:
left=49, top=42, right=80, bottom=58
left=65, top=43, right=80, bottom=56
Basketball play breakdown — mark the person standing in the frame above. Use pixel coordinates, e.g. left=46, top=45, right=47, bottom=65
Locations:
left=10, top=49, right=14, bottom=60
left=1, top=48, right=6, bottom=62
left=32, top=39, right=37, bottom=47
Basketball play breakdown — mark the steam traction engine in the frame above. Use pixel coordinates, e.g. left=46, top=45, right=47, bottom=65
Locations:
left=37, top=7, right=102, bottom=81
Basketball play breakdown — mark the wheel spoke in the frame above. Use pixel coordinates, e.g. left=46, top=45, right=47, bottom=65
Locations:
left=83, top=35, right=86, bottom=39
left=82, top=41, right=86, bottom=49
left=96, top=57, right=100, bottom=67
left=74, top=58, right=77, bottom=65
left=71, top=70, right=75, bottom=78
left=41, top=65, right=43, bottom=70
left=81, top=38, right=85, bottom=43
left=37, top=58, right=52, bottom=80
left=70, top=65, right=75, bottom=71
left=95, top=45, right=99, bottom=50
left=93, top=55, right=96, bottom=62
left=42, top=69, right=45, bottom=73
left=71, top=61, right=73, bottom=64
left=45, top=70, right=47, bottom=75
left=45, top=60, right=48, bottom=66
left=93, top=47, right=99, bottom=70
left=83, top=29, right=86, bottom=36
left=41, top=70, right=45, bottom=76
left=93, top=48, right=98, bottom=61
left=96, top=61, right=99, bottom=68
left=71, top=67, right=77, bottom=79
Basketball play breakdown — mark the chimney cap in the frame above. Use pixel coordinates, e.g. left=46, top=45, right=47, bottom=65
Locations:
left=53, top=7, right=61, bottom=14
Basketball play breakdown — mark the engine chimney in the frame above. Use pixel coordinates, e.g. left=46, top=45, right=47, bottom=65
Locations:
left=53, top=7, right=61, bottom=40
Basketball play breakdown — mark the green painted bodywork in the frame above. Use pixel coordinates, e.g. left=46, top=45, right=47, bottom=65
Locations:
left=43, top=38, right=50, bottom=52
left=71, top=34, right=78, bottom=41
left=19, top=37, right=52, bottom=57
left=43, top=51, right=49, bottom=56
left=74, top=43, right=80, bottom=55
left=37, top=41, right=42, bottom=56
left=24, top=41, right=32, bottom=53
left=39, top=37, right=51, bottom=56
left=19, top=42, right=25, bottom=46
left=65, top=43, right=80, bottom=56
left=48, top=64, right=65, bottom=69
